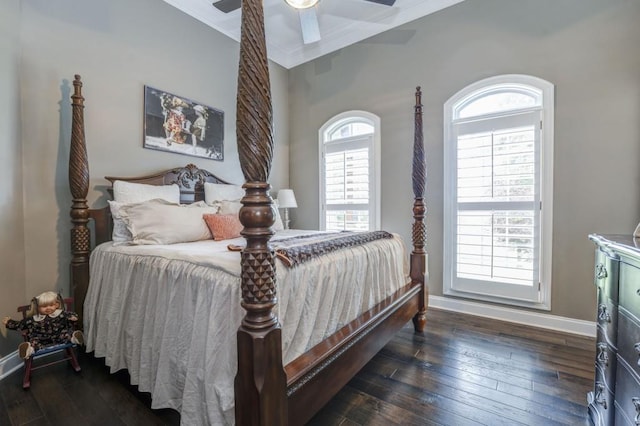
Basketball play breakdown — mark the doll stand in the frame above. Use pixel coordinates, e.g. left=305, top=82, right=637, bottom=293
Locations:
left=16, top=297, right=81, bottom=389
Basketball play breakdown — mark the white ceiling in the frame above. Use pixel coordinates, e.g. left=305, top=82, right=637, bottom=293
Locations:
left=162, top=0, right=466, bottom=69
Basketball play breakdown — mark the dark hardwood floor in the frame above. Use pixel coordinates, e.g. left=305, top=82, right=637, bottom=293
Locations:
left=0, top=308, right=595, bottom=425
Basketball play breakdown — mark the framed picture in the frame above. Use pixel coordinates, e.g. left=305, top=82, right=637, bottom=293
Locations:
left=143, top=86, right=224, bottom=160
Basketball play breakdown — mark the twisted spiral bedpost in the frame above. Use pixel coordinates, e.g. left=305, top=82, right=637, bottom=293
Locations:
left=69, top=74, right=90, bottom=329
left=411, top=86, right=428, bottom=333
left=234, top=0, right=287, bottom=424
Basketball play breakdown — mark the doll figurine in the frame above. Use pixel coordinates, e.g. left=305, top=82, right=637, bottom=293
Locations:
left=2, top=291, right=84, bottom=359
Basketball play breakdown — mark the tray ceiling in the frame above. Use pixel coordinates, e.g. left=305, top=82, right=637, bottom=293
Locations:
left=163, top=0, right=466, bottom=69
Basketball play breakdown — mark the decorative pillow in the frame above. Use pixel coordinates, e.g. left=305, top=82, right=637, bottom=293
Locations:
left=204, top=182, right=244, bottom=204
left=118, top=199, right=218, bottom=245
left=203, top=214, right=244, bottom=241
left=113, top=180, right=180, bottom=204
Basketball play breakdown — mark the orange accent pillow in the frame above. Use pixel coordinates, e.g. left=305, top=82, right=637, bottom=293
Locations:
left=203, top=214, right=244, bottom=241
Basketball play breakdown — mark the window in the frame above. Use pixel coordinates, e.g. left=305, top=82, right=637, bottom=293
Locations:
left=444, top=75, right=554, bottom=309
left=319, top=111, right=381, bottom=231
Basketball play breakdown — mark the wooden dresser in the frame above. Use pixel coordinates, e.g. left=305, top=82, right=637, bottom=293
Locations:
left=589, top=234, right=640, bottom=425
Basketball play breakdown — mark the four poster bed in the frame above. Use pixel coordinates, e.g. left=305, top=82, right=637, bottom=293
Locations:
left=68, top=0, right=428, bottom=424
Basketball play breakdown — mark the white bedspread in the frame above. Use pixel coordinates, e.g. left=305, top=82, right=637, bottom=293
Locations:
left=84, top=230, right=409, bottom=425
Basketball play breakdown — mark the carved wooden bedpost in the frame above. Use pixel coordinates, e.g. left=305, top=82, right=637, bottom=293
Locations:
left=234, top=0, right=287, bottom=424
left=69, top=75, right=90, bottom=328
left=411, top=87, right=428, bottom=333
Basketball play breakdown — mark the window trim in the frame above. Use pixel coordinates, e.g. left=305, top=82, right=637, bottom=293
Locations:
left=443, top=74, right=554, bottom=310
left=319, top=111, right=381, bottom=231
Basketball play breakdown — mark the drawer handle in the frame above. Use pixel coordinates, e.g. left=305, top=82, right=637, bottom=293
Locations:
left=598, top=304, right=611, bottom=324
left=596, top=343, right=609, bottom=367
left=596, top=263, right=608, bottom=279
left=633, top=397, right=640, bottom=425
left=595, top=382, right=607, bottom=409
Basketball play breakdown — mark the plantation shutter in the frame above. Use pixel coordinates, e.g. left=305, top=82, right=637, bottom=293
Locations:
left=451, top=110, right=541, bottom=301
left=324, top=136, right=371, bottom=231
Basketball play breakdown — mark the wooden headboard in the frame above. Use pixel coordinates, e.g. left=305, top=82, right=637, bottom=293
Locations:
left=88, top=164, right=231, bottom=247
left=105, top=163, right=230, bottom=204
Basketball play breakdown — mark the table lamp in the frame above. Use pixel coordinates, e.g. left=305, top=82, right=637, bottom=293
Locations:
left=277, top=189, right=297, bottom=229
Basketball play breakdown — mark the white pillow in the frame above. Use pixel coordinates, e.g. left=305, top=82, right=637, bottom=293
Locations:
left=217, top=200, right=242, bottom=215
left=108, top=200, right=133, bottom=244
left=110, top=181, right=181, bottom=242
left=113, top=181, right=180, bottom=204
left=119, top=199, right=219, bottom=245
left=204, top=182, right=244, bottom=204
left=217, top=200, right=284, bottom=231
left=273, top=200, right=284, bottom=231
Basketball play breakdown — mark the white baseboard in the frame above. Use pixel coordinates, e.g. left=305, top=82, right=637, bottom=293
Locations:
left=0, top=350, right=22, bottom=381
left=428, top=295, right=596, bottom=337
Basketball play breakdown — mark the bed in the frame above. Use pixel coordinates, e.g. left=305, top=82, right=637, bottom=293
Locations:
left=67, top=0, right=428, bottom=424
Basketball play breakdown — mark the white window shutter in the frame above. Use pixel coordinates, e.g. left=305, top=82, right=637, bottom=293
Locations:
left=319, top=113, right=380, bottom=232
left=444, top=75, right=554, bottom=310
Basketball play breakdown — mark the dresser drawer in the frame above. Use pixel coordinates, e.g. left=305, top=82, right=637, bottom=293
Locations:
left=620, top=262, right=640, bottom=319
left=614, top=402, right=634, bottom=426
left=597, top=297, right=618, bottom=349
left=618, top=309, right=640, bottom=378
left=614, top=361, right=640, bottom=426
left=595, top=249, right=619, bottom=302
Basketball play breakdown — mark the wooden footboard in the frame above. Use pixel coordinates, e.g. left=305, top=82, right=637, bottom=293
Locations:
left=286, top=282, right=422, bottom=425
left=284, top=86, right=428, bottom=424
left=232, top=2, right=427, bottom=423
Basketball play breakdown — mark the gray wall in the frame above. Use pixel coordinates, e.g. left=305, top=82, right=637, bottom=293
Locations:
left=288, top=0, right=640, bottom=321
left=3, top=0, right=638, bottom=360
left=0, top=0, right=26, bottom=355
left=0, top=0, right=289, bottom=357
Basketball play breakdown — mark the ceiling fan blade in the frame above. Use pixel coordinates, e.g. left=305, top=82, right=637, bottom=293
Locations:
left=324, top=0, right=399, bottom=25
left=299, top=8, right=321, bottom=44
left=363, top=0, right=396, bottom=5
left=212, top=0, right=241, bottom=13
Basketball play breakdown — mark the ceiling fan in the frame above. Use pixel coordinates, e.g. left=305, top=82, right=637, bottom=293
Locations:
left=212, top=0, right=397, bottom=44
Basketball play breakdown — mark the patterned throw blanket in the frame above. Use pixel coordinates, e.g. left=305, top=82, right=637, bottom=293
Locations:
left=228, top=231, right=394, bottom=267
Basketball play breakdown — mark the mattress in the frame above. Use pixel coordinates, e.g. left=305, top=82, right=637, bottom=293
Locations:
left=84, top=230, right=409, bottom=425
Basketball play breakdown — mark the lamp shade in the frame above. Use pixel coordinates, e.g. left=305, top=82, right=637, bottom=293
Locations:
left=277, top=189, right=298, bottom=209
left=284, top=0, right=319, bottom=9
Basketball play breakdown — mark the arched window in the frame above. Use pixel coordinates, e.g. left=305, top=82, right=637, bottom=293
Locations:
left=444, top=75, right=554, bottom=309
left=319, top=111, right=381, bottom=231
